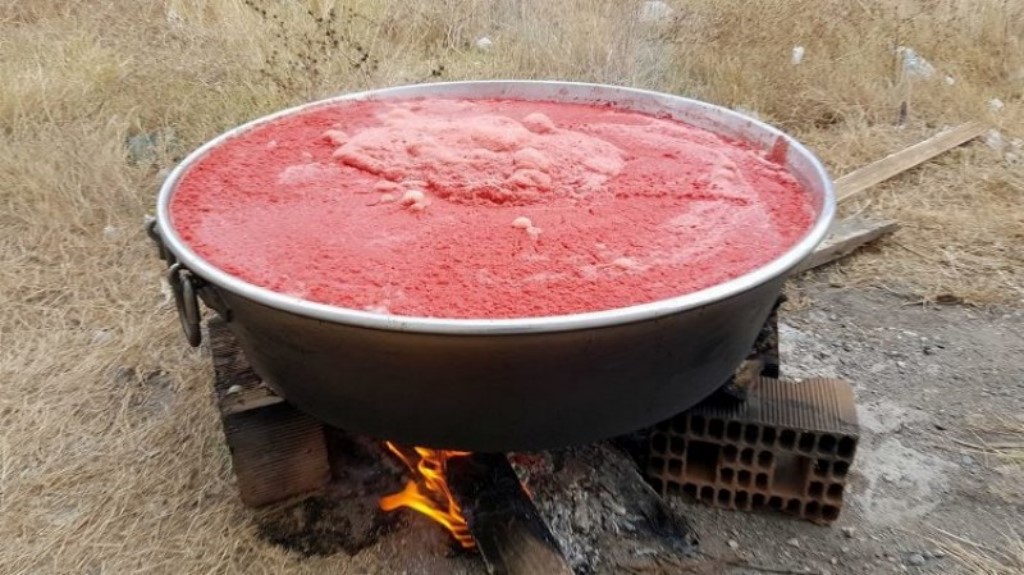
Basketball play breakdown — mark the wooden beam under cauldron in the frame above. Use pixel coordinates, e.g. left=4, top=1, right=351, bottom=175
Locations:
left=447, top=454, right=574, bottom=575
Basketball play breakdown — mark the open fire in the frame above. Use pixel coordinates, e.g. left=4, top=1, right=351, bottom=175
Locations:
left=379, top=442, right=476, bottom=549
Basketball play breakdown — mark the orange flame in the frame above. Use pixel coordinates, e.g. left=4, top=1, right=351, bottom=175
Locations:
left=380, top=442, right=476, bottom=549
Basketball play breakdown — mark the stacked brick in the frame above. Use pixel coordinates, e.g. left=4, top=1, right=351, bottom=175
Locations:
left=645, top=377, right=858, bottom=523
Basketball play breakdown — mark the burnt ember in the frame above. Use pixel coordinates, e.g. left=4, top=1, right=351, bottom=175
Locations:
left=510, top=445, right=699, bottom=574
left=255, top=430, right=405, bottom=556
left=256, top=488, right=396, bottom=557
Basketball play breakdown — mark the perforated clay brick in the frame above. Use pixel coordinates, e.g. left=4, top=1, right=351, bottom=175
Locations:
left=645, top=377, right=858, bottom=523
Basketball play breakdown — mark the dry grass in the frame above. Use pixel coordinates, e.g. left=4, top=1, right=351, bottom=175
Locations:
left=931, top=416, right=1024, bottom=573
left=1, top=0, right=1023, bottom=573
left=930, top=527, right=1024, bottom=575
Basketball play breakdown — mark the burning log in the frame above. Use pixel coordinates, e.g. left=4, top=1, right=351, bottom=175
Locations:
left=511, top=443, right=700, bottom=574
left=447, top=453, right=574, bottom=575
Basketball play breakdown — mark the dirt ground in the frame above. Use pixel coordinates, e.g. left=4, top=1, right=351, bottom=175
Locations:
left=680, top=281, right=1024, bottom=574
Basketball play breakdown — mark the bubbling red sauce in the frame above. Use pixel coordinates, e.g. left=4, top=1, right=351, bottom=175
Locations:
left=170, top=98, right=816, bottom=319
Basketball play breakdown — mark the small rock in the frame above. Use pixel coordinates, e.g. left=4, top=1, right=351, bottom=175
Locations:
left=830, top=557, right=839, bottom=565
left=944, top=75, right=956, bottom=86
left=791, top=46, right=805, bottom=65
left=638, top=0, right=673, bottom=23
left=897, top=46, right=935, bottom=78
left=727, top=539, right=740, bottom=550
left=112, top=366, right=137, bottom=384
left=474, top=36, right=493, bottom=51
left=841, top=527, right=856, bottom=539
left=126, top=128, right=177, bottom=166
left=907, top=553, right=926, bottom=566
left=989, top=98, right=1005, bottom=112
left=787, top=537, right=801, bottom=548
left=962, top=455, right=974, bottom=466
left=226, top=384, right=244, bottom=395
left=986, top=129, right=1005, bottom=151
left=932, top=550, right=946, bottom=559
left=922, top=551, right=934, bottom=560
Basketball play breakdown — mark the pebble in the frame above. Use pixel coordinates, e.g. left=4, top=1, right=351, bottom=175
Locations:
left=841, top=527, right=856, bottom=539
left=91, top=329, right=114, bottom=345
left=921, top=551, right=934, bottom=560
left=791, top=45, right=805, bottom=65
left=830, top=557, right=839, bottom=565
left=727, top=539, right=740, bottom=550
left=474, top=37, right=493, bottom=51
left=907, top=553, right=926, bottom=566
left=787, top=537, right=801, bottom=548
left=226, top=384, right=243, bottom=395
left=638, top=0, right=673, bottom=23
left=962, top=455, right=974, bottom=466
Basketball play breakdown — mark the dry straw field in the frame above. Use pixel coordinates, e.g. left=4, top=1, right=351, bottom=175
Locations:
left=1, top=0, right=1022, bottom=573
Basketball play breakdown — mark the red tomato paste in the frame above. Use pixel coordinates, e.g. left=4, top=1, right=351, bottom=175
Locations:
left=170, top=98, right=815, bottom=319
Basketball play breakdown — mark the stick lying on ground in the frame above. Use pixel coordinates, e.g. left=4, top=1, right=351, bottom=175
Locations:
left=794, top=216, right=899, bottom=274
left=799, top=121, right=986, bottom=272
left=835, top=121, right=988, bottom=203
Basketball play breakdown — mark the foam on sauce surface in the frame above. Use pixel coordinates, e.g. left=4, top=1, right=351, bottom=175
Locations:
left=170, top=98, right=816, bottom=319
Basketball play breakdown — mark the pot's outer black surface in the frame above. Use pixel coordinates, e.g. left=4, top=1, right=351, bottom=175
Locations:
left=158, top=81, right=836, bottom=451
left=205, top=278, right=783, bottom=451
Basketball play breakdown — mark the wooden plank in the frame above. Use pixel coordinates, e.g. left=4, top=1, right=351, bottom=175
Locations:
left=793, top=215, right=899, bottom=274
left=221, top=386, right=284, bottom=415
left=836, top=121, right=987, bottom=203
left=447, top=454, right=574, bottom=575
left=209, top=319, right=284, bottom=414
left=208, top=319, right=331, bottom=508
left=224, top=404, right=332, bottom=507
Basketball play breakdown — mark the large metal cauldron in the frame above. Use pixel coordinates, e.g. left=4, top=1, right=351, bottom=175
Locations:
left=152, top=81, right=835, bottom=452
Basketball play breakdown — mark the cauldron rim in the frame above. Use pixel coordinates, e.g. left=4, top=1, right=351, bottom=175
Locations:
left=156, top=80, right=835, bottom=335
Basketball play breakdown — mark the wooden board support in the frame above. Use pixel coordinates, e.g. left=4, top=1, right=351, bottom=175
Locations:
left=794, top=215, right=899, bottom=274
left=835, top=121, right=987, bottom=203
left=448, top=454, right=574, bottom=575
left=208, top=319, right=331, bottom=508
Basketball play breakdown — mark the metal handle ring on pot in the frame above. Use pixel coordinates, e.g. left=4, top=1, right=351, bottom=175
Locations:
left=167, top=262, right=201, bottom=347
